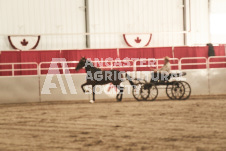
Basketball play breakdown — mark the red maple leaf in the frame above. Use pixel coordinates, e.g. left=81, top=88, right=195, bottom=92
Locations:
left=21, top=39, right=28, bottom=46
left=134, top=37, right=141, bottom=43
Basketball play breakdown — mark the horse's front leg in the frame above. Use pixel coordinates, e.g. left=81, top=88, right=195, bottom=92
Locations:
left=90, top=85, right=95, bottom=103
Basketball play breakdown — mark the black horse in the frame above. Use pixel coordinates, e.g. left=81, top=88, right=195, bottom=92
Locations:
left=75, top=57, right=133, bottom=103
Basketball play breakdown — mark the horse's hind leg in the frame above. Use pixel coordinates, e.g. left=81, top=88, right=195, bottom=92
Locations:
left=116, top=85, right=124, bottom=102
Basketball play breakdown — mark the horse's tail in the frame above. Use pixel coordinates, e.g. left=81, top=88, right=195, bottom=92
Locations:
left=125, top=73, right=134, bottom=85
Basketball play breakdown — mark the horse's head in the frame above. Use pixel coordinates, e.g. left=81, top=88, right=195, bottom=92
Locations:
left=75, top=57, right=86, bottom=71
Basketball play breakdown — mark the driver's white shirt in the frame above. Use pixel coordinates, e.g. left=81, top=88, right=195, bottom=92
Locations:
left=159, top=62, right=171, bottom=73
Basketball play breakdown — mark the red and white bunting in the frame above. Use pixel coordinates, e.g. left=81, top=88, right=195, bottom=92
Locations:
left=8, top=35, right=40, bottom=50
left=123, top=33, right=152, bottom=48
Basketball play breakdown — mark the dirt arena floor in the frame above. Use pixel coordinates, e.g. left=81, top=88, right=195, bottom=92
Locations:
left=0, top=96, right=226, bottom=151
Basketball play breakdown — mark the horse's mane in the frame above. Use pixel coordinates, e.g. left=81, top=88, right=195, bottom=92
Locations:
left=86, top=60, right=102, bottom=71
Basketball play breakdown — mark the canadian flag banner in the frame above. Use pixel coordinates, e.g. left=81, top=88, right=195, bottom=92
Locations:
left=8, top=35, right=40, bottom=50
left=123, top=33, right=152, bottom=48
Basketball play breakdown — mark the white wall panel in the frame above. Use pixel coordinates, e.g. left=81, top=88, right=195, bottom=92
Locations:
left=0, top=0, right=213, bottom=49
left=0, top=0, right=86, bottom=50
left=40, top=74, right=89, bottom=102
left=0, top=76, right=39, bottom=104
left=209, top=68, right=226, bottom=95
left=87, top=0, right=184, bottom=48
left=209, top=0, right=226, bottom=44
left=1, top=68, right=226, bottom=104
left=186, top=0, right=210, bottom=46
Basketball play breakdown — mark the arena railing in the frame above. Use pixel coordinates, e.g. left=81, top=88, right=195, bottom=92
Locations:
left=92, top=60, right=134, bottom=70
left=0, top=62, right=38, bottom=76
left=179, top=57, right=208, bottom=70
left=134, top=58, right=180, bottom=71
left=39, top=60, right=135, bottom=75
left=39, top=61, right=79, bottom=75
left=133, top=58, right=156, bottom=71
left=156, top=58, right=180, bottom=70
left=207, top=56, right=226, bottom=68
left=1, top=57, right=226, bottom=76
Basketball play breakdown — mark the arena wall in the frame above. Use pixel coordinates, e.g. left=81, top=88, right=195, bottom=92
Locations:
left=0, top=76, right=39, bottom=103
left=209, top=68, right=226, bottom=95
left=40, top=74, right=89, bottom=102
left=0, top=0, right=209, bottom=50
left=87, top=0, right=185, bottom=47
left=0, top=67, right=225, bottom=104
left=0, top=0, right=86, bottom=50
left=39, top=68, right=226, bottom=102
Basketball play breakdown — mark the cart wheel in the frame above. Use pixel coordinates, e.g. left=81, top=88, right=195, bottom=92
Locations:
left=181, top=81, right=191, bottom=100
left=140, top=83, right=158, bottom=101
left=171, top=81, right=185, bottom=100
left=132, top=82, right=144, bottom=101
left=166, top=84, right=175, bottom=100
left=140, top=83, right=150, bottom=100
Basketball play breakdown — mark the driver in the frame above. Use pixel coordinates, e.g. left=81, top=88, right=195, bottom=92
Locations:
left=150, top=56, right=171, bottom=81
